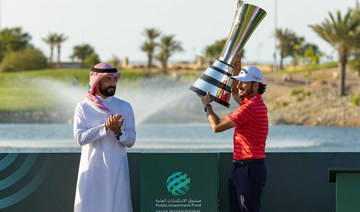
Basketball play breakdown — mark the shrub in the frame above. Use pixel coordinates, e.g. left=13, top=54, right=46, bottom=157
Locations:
left=290, top=88, right=311, bottom=97
left=351, top=94, right=360, bottom=106
left=290, top=88, right=305, bottom=96
left=0, top=48, right=47, bottom=72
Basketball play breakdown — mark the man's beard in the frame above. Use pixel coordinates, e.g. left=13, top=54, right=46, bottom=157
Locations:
left=239, top=86, right=254, bottom=98
left=99, top=84, right=116, bottom=97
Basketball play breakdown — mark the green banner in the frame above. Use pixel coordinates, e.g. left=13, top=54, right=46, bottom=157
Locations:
left=140, top=153, right=218, bottom=212
left=0, top=153, right=79, bottom=212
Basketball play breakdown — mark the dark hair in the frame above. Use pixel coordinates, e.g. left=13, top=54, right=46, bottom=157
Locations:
left=258, top=83, right=267, bottom=94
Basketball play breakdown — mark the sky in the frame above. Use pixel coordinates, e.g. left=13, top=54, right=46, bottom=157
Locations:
left=0, top=0, right=358, bottom=65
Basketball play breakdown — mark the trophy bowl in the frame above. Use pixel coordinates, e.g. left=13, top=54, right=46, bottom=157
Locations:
left=190, top=2, right=267, bottom=107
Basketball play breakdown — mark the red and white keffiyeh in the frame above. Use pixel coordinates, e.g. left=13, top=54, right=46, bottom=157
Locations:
left=86, top=63, right=121, bottom=115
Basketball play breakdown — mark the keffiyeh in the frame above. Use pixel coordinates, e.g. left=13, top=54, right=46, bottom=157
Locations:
left=86, top=63, right=121, bottom=115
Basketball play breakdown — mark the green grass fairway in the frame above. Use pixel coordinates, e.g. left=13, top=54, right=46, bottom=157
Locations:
left=0, top=69, right=147, bottom=111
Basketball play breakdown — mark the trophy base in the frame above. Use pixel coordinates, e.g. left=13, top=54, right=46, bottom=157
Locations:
left=189, top=86, right=230, bottom=108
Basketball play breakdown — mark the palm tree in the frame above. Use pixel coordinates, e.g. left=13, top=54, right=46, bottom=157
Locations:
left=275, top=28, right=299, bottom=70
left=42, top=33, right=57, bottom=67
left=140, top=28, right=161, bottom=73
left=309, top=9, right=360, bottom=96
left=54, top=33, right=68, bottom=68
left=70, top=44, right=95, bottom=68
left=155, top=35, right=183, bottom=74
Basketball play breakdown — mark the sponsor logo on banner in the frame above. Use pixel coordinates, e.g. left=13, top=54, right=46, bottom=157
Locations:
left=166, top=171, right=191, bottom=196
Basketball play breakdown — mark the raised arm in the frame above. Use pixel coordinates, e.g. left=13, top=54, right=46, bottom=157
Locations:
left=232, top=53, right=242, bottom=106
left=197, top=92, right=236, bottom=133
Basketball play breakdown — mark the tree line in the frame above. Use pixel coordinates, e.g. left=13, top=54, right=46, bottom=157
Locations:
left=0, top=27, right=101, bottom=72
left=0, top=27, right=185, bottom=73
left=275, top=4, right=360, bottom=96
left=1, top=3, right=359, bottom=96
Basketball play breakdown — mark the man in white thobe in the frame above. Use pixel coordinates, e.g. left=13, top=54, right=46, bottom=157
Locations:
left=73, top=63, right=136, bottom=212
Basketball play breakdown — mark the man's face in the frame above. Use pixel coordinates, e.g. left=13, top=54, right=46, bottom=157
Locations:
left=97, top=75, right=117, bottom=97
left=236, top=81, right=256, bottom=98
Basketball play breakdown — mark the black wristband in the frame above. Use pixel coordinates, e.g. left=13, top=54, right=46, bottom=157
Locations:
left=204, top=104, right=212, bottom=112
left=115, top=131, right=123, bottom=140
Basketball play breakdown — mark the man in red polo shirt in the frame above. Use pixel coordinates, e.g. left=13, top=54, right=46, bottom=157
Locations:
left=197, top=55, right=268, bottom=212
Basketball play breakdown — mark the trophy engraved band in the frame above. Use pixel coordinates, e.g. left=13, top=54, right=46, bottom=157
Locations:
left=189, top=2, right=267, bottom=107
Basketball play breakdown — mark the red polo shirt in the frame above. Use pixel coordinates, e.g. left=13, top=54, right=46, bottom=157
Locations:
left=227, top=94, right=268, bottom=160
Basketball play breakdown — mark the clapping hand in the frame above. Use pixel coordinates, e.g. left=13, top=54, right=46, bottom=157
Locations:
left=105, top=114, right=124, bottom=134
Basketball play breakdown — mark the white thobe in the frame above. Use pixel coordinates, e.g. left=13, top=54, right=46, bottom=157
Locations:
left=73, top=95, right=136, bottom=212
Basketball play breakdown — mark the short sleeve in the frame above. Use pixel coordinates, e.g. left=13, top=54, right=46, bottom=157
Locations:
left=227, top=104, right=256, bottom=127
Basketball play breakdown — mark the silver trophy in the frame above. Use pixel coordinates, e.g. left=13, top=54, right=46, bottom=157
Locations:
left=190, top=1, right=267, bottom=107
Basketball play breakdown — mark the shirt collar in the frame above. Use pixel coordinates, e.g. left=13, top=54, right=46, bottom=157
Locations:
left=241, top=94, right=261, bottom=104
left=95, top=94, right=113, bottom=104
